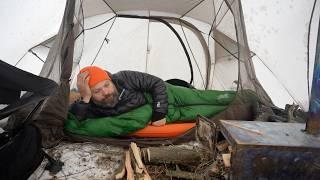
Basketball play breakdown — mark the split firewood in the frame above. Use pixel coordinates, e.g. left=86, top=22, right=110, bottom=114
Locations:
left=222, top=153, right=231, bottom=168
left=125, top=151, right=134, bottom=180
left=130, top=142, right=144, bottom=169
left=141, top=148, right=150, bottom=163
left=114, top=153, right=126, bottom=179
left=130, top=143, right=152, bottom=180
left=216, top=140, right=228, bottom=152
left=128, top=148, right=143, bottom=174
left=134, top=163, right=143, bottom=174
left=141, top=146, right=208, bottom=165
left=141, top=164, right=151, bottom=179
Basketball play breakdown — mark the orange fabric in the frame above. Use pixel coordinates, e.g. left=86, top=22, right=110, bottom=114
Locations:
left=79, top=66, right=111, bottom=88
left=131, top=123, right=196, bottom=138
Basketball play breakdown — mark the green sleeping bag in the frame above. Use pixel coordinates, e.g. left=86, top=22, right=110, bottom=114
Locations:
left=65, top=83, right=236, bottom=137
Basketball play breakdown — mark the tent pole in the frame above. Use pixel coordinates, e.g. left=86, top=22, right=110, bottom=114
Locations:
left=117, top=14, right=194, bottom=85
left=306, top=12, right=320, bottom=135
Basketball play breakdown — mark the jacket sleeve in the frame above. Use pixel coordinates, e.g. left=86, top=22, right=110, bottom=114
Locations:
left=117, top=71, right=168, bottom=121
left=69, top=100, right=90, bottom=121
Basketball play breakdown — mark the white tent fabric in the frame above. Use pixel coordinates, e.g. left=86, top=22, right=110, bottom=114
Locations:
left=0, top=0, right=318, bottom=110
left=70, top=14, right=211, bottom=89
left=69, top=0, right=259, bottom=95
left=242, top=0, right=320, bottom=110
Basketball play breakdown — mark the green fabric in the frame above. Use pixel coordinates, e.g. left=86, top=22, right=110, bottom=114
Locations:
left=65, top=105, right=152, bottom=137
left=65, top=83, right=236, bottom=137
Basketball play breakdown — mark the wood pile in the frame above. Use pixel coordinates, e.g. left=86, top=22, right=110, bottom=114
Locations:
left=114, top=140, right=232, bottom=179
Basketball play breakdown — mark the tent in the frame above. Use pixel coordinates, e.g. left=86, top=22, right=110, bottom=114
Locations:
left=0, top=0, right=319, bottom=142
left=0, top=0, right=319, bottom=139
left=1, top=0, right=320, bottom=179
left=1, top=0, right=319, bottom=110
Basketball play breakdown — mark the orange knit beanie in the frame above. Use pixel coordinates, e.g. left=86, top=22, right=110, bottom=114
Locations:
left=79, top=66, right=111, bottom=88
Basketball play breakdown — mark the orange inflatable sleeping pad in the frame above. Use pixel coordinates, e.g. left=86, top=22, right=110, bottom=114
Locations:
left=131, top=122, right=196, bottom=138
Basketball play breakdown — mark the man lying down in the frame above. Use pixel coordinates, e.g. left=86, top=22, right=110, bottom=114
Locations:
left=65, top=66, right=236, bottom=137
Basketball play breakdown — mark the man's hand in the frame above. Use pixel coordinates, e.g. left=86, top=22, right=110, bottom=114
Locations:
left=77, top=71, right=91, bottom=103
left=151, top=118, right=166, bottom=126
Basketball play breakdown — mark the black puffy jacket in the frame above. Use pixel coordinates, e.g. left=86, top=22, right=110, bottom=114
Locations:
left=69, top=70, right=168, bottom=121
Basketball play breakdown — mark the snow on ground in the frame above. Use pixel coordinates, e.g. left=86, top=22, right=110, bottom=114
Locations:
left=29, top=142, right=124, bottom=180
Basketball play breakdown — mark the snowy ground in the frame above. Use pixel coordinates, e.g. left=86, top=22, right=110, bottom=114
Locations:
left=29, top=142, right=124, bottom=180
left=28, top=141, right=204, bottom=179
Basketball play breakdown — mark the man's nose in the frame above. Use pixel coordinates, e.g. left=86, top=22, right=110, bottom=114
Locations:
left=103, top=87, right=111, bottom=96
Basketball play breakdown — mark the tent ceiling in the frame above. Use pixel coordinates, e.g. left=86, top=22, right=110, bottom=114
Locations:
left=107, top=0, right=202, bottom=14
left=83, top=0, right=218, bottom=24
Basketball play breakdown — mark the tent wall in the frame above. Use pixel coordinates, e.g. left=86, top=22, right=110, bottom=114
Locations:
left=242, top=0, right=320, bottom=110
left=70, top=15, right=211, bottom=89
left=69, top=0, right=270, bottom=99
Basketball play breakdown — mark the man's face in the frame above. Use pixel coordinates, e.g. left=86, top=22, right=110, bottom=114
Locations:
left=91, top=80, right=119, bottom=107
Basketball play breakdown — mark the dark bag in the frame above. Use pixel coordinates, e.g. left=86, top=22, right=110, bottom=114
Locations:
left=0, top=125, right=43, bottom=180
left=0, top=60, right=64, bottom=179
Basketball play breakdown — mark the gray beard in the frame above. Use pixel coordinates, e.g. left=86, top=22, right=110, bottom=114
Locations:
left=93, top=93, right=119, bottom=108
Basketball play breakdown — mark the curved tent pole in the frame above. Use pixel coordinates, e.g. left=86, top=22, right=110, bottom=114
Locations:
left=306, top=9, right=320, bottom=135
left=117, top=14, right=194, bottom=85
left=179, top=21, right=206, bottom=88
left=166, top=18, right=211, bottom=89
left=307, top=0, right=318, bottom=97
